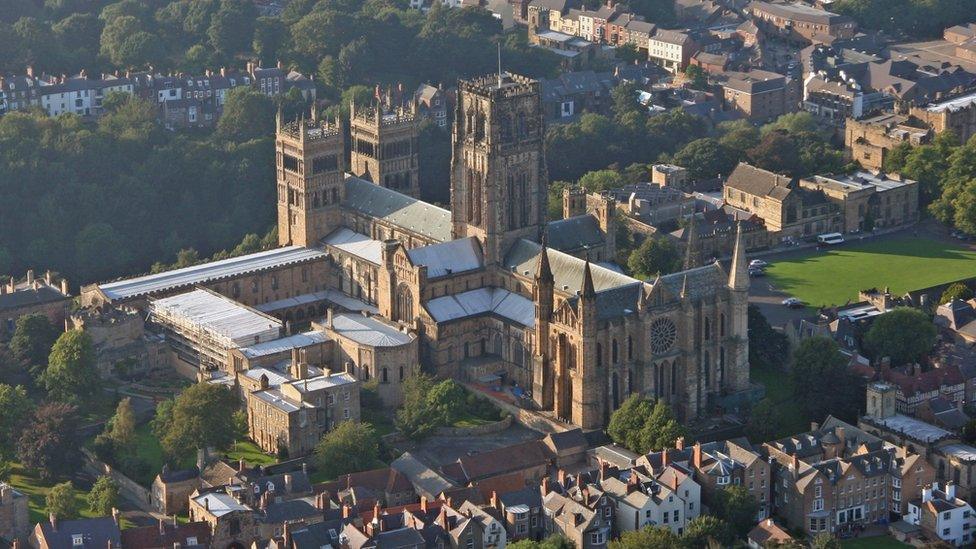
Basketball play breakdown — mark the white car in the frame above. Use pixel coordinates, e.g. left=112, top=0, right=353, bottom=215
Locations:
left=782, top=297, right=804, bottom=308
left=749, top=259, right=768, bottom=268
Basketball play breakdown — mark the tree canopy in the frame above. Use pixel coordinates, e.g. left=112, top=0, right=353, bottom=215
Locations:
left=863, top=307, right=937, bottom=366
left=153, top=383, right=242, bottom=462
left=790, top=336, right=862, bottom=424
left=17, top=402, right=81, bottom=481
left=42, top=330, right=99, bottom=404
left=712, top=485, right=759, bottom=539
left=313, top=420, right=382, bottom=481
left=607, top=395, right=685, bottom=455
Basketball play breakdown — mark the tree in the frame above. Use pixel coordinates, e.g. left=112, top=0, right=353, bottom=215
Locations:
left=790, top=337, right=861, bottom=424
left=748, top=130, right=801, bottom=176
left=87, top=475, right=119, bottom=516
left=18, top=402, right=80, bottom=481
left=682, top=515, right=735, bottom=547
left=208, top=0, right=256, bottom=55
left=578, top=169, right=624, bottom=193
left=46, top=482, right=78, bottom=520
left=608, top=395, right=685, bottom=454
left=395, top=373, right=438, bottom=439
left=961, top=419, right=976, bottom=444
left=863, top=307, right=937, bottom=365
left=157, top=383, right=241, bottom=461
left=745, top=398, right=784, bottom=443
left=9, top=313, right=59, bottom=374
left=940, top=282, right=974, bottom=304
left=43, top=330, right=98, bottom=405
left=718, top=119, right=760, bottom=157
left=609, top=525, right=682, bottom=549
left=810, top=532, right=842, bottom=549
left=627, top=237, right=681, bottom=278
left=748, top=305, right=790, bottom=371
left=615, top=42, right=642, bottom=64
left=712, top=485, right=759, bottom=538
left=683, top=64, right=708, bottom=90
left=217, top=87, right=275, bottom=142
left=253, top=16, right=286, bottom=64
left=672, top=138, right=735, bottom=180
left=105, top=397, right=136, bottom=454
left=313, top=420, right=381, bottom=480
left=0, top=384, right=32, bottom=461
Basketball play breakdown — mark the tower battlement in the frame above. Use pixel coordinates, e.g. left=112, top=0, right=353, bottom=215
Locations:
left=280, top=118, right=342, bottom=142
left=351, top=104, right=417, bottom=128
left=460, top=73, right=538, bottom=98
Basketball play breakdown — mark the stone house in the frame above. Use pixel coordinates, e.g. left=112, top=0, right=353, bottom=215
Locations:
left=844, top=113, right=931, bottom=171
left=0, top=270, right=70, bottom=339
left=541, top=473, right=613, bottom=548
left=188, top=490, right=260, bottom=549
left=151, top=466, right=200, bottom=515
left=600, top=471, right=688, bottom=535
left=747, top=1, right=856, bottom=45
left=30, top=515, right=122, bottom=549
left=0, top=483, right=29, bottom=544
left=720, top=70, right=798, bottom=122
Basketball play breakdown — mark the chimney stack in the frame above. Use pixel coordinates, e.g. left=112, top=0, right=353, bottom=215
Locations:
left=342, top=504, right=351, bottom=518
left=158, top=518, right=166, bottom=536
left=541, top=476, right=550, bottom=495
left=675, top=437, right=685, bottom=451
left=111, top=507, right=120, bottom=525
left=420, top=496, right=428, bottom=513
left=26, top=269, right=34, bottom=285
left=661, top=448, right=669, bottom=467
left=490, top=491, right=498, bottom=509
left=49, top=512, right=57, bottom=532
left=692, top=442, right=702, bottom=469
left=60, top=278, right=69, bottom=296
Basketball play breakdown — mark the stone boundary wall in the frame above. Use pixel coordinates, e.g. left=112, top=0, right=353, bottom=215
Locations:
left=81, top=449, right=153, bottom=512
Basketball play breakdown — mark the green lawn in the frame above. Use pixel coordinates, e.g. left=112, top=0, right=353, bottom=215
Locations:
left=751, top=364, right=807, bottom=438
left=224, top=441, right=276, bottom=467
left=765, top=236, right=976, bottom=308
left=841, top=535, right=910, bottom=548
left=6, top=462, right=119, bottom=525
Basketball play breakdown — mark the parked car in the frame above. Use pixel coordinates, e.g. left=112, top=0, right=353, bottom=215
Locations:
left=817, top=233, right=845, bottom=245
left=749, top=267, right=766, bottom=277
left=782, top=297, right=804, bottom=308
left=749, top=259, right=768, bottom=268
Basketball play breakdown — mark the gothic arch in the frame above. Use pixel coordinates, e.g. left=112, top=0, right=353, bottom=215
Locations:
left=395, top=284, right=414, bottom=323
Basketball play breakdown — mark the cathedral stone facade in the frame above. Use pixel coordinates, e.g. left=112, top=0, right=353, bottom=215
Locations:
left=84, top=71, right=751, bottom=433
left=268, top=71, right=752, bottom=430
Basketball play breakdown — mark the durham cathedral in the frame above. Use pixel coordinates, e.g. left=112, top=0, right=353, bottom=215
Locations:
left=272, top=71, right=752, bottom=430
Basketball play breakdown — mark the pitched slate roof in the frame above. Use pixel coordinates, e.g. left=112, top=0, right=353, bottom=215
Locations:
left=450, top=440, right=552, bottom=484
left=725, top=162, right=795, bottom=198
left=504, top=239, right=638, bottom=295
left=343, top=175, right=452, bottom=242
left=36, top=517, right=122, bottom=549
left=0, top=285, right=67, bottom=311
left=546, top=215, right=606, bottom=253
left=425, top=287, right=535, bottom=327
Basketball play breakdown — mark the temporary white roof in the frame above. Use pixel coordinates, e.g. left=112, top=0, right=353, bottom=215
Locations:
left=193, top=492, right=251, bottom=517
left=322, top=228, right=383, bottom=264
left=330, top=313, right=414, bottom=347
left=151, top=289, right=282, bottom=347
left=237, top=331, right=330, bottom=359
left=407, top=237, right=483, bottom=278
left=99, top=246, right=326, bottom=301
left=425, top=287, right=535, bottom=327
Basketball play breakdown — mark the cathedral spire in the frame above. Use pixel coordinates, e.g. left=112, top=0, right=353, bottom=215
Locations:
left=683, top=213, right=701, bottom=270
left=728, top=222, right=749, bottom=291
left=536, top=235, right=553, bottom=284
left=582, top=255, right=596, bottom=299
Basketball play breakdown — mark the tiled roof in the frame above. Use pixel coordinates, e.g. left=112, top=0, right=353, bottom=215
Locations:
left=546, top=214, right=606, bottom=253
left=407, top=238, right=483, bottom=278
left=725, top=162, right=795, bottom=198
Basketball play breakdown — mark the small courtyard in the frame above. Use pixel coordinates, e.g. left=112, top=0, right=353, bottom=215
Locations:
left=764, top=236, right=976, bottom=309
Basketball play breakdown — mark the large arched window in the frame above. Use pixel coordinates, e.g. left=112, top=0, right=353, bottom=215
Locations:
left=704, top=317, right=711, bottom=341
left=627, top=336, right=633, bottom=360
left=382, top=368, right=389, bottom=383
left=703, top=350, right=711, bottom=387
left=612, top=339, right=619, bottom=364
left=670, top=362, right=677, bottom=395
left=720, top=313, right=726, bottom=337
left=395, top=285, right=414, bottom=323
left=719, top=347, right=726, bottom=385
left=596, top=343, right=603, bottom=367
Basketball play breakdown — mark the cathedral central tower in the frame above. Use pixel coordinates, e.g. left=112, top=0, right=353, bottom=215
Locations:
left=450, top=73, right=547, bottom=265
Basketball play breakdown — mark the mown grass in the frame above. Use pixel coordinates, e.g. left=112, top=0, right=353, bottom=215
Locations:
left=765, top=236, right=976, bottom=308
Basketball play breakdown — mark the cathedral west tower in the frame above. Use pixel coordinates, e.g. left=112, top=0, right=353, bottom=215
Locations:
left=276, top=110, right=346, bottom=247
left=349, top=88, right=421, bottom=197
left=450, top=73, right=547, bottom=265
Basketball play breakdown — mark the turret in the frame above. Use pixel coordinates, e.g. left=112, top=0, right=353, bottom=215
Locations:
left=728, top=222, right=749, bottom=291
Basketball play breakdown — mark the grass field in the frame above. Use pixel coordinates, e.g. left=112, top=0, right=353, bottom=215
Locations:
left=765, top=236, right=976, bottom=308
left=224, top=440, right=276, bottom=466
left=841, top=535, right=910, bottom=548
left=5, top=462, right=135, bottom=526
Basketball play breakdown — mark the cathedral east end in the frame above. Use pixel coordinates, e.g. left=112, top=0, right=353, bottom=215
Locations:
left=273, top=71, right=750, bottom=430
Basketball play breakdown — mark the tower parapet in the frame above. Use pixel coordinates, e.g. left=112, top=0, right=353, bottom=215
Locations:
left=349, top=85, right=421, bottom=197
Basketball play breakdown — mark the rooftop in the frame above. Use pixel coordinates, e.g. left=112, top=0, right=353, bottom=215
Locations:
left=322, top=227, right=383, bottom=264
left=151, top=289, right=282, bottom=347
left=328, top=312, right=414, bottom=347
left=925, top=90, right=976, bottom=113
left=192, top=492, right=252, bottom=517
left=98, top=246, right=326, bottom=301
left=426, top=287, right=535, bottom=327
left=406, top=237, right=484, bottom=278
left=864, top=413, right=954, bottom=444
left=237, top=331, right=330, bottom=359
left=343, top=175, right=452, bottom=242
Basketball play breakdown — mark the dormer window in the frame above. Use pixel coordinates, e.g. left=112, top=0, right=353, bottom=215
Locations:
left=72, top=535, right=84, bottom=547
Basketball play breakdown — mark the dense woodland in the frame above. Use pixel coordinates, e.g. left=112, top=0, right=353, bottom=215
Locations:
left=2, top=0, right=976, bottom=284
